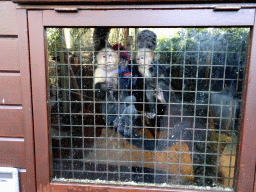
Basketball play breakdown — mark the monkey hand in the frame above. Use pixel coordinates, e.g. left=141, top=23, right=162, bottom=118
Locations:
left=95, top=82, right=107, bottom=99
left=155, top=88, right=166, bottom=103
left=145, top=112, right=156, bottom=119
left=115, top=105, right=138, bottom=138
left=101, top=81, right=115, bottom=91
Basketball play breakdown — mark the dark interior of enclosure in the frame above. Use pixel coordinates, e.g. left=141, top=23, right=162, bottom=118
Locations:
left=47, top=28, right=249, bottom=189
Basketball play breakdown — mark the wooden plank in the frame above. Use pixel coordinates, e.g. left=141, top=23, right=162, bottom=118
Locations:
left=17, top=9, right=36, bottom=191
left=19, top=171, right=26, bottom=192
left=0, top=106, right=23, bottom=137
left=43, top=9, right=255, bottom=27
left=0, top=139, right=25, bottom=168
left=0, top=39, right=20, bottom=71
left=14, top=4, right=256, bottom=11
left=0, top=73, right=22, bottom=105
left=254, top=174, right=256, bottom=192
left=0, top=2, right=17, bottom=35
left=50, top=182, right=222, bottom=192
left=28, top=11, right=50, bottom=192
left=12, top=0, right=251, bottom=3
left=235, top=11, right=256, bottom=192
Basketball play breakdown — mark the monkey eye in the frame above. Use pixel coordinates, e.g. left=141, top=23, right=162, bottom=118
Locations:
left=102, top=55, right=106, bottom=58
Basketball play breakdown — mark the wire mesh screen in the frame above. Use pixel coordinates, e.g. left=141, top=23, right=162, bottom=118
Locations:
left=47, top=28, right=249, bottom=190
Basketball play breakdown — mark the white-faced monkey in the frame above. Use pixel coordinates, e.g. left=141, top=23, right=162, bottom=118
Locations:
left=94, top=47, right=138, bottom=138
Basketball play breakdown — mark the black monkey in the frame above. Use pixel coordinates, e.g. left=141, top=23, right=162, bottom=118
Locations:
left=136, top=48, right=170, bottom=118
left=120, top=30, right=171, bottom=149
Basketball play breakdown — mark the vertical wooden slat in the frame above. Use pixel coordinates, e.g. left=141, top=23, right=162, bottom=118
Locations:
left=236, top=13, right=256, bottom=192
left=28, top=11, right=50, bottom=191
left=254, top=173, right=256, bottom=192
left=17, top=9, right=36, bottom=192
left=19, top=171, right=27, bottom=192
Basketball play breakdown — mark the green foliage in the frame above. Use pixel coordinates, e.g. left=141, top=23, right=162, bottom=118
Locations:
left=70, top=28, right=89, bottom=51
left=46, top=28, right=90, bottom=58
left=46, top=27, right=250, bottom=64
left=46, top=28, right=61, bottom=58
left=155, top=28, right=249, bottom=64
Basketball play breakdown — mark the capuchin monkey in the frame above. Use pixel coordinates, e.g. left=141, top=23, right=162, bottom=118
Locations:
left=118, top=47, right=171, bottom=150
left=93, top=46, right=157, bottom=150
left=94, top=48, right=121, bottom=126
left=94, top=48, right=119, bottom=94
left=132, top=30, right=171, bottom=121
left=136, top=48, right=154, bottom=79
left=136, top=48, right=170, bottom=119
left=94, top=47, right=139, bottom=139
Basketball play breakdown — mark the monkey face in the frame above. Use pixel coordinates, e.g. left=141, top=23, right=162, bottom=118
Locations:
left=137, top=48, right=154, bottom=66
left=137, top=48, right=154, bottom=77
left=97, top=48, right=119, bottom=70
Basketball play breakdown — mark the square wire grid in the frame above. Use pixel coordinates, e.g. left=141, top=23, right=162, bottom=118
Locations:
left=47, top=28, right=248, bottom=189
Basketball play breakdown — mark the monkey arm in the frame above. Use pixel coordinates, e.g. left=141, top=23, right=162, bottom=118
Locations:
left=114, top=104, right=156, bottom=151
left=112, top=95, right=156, bottom=151
left=95, top=82, right=108, bottom=100
left=95, top=80, right=118, bottom=100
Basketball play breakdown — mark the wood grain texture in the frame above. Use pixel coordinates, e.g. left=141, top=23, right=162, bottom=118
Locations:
left=0, top=73, right=22, bottom=105
left=50, top=183, right=203, bottom=192
left=17, top=9, right=37, bottom=191
left=0, top=139, right=25, bottom=168
left=28, top=11, right=50, bottom=192
left=0, top=39, right=20, bottom=71
left=236, top=11, right=256, bottom=192
left=0, top=2, right=17, bottom=35
left=0, top=107, right=23, bottom=137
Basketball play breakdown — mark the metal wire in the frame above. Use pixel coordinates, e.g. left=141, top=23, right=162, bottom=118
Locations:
left=48, top=28, right=247, bottom=189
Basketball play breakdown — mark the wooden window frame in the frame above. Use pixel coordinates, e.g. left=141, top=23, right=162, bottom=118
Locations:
left=25, top=6, right=256, bottom=192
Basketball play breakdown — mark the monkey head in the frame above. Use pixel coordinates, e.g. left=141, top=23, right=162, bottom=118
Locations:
left=96, top=48, right=119, bottom=70
left=136, top=30, right=157, bottom=51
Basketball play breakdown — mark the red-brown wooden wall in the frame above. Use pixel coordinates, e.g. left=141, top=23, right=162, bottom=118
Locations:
left=0, top=1, right=36, bottom=191
left=0, top=1, right=255, bottom=191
